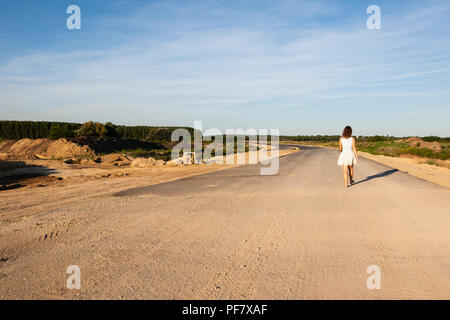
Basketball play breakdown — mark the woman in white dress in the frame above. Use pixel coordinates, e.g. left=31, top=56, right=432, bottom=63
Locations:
left=338, top=126, right=359, bottom=187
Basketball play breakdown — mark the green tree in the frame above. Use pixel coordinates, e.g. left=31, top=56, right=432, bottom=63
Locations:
left=49, top=124, right=74, bottom=140
left=78, top=121, right=106, bottom=137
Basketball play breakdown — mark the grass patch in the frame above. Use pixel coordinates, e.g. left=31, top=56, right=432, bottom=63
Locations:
left=357, top=140, right=408, bottom=156
left=358, top=141, right=450, bottom=160
left=399, top=147, right=450, bottom=160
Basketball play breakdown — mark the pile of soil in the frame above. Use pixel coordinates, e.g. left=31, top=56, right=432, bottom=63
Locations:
left=406, top=137, right=442, bottom=151
left=130, top=157, right=165, bottom=168
left=0, top=139, right=52, bottom=159
left=44, top=139, right=94, bottom=159
left=0, top=138, right=94, bottom=160
left=100, top=154, right=133, bottom=166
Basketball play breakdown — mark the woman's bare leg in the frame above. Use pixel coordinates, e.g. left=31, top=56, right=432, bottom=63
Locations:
left=349, top=165, right=354, bottom=183
left=343, top=166, right=349, bottom=186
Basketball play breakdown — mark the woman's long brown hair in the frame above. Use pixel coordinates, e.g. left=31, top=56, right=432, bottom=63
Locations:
left=342, top=126, right=352, bottom=138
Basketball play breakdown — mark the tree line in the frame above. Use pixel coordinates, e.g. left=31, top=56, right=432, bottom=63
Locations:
left=279, top=135, right=394, bottom=142
left=279, top=135, right=450, bottom=142
left=280, top=135, right=341, bottom=142
left=0, top=120, right=194, bottom=143
left=0, top=121, right=81, bottom=140
left=1, top=121, right=448, bottom=143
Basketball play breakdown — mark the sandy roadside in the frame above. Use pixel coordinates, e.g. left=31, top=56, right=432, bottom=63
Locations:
left=359, top=151, right=450, bottom=189
left=0, top=147, right=297, bottom=224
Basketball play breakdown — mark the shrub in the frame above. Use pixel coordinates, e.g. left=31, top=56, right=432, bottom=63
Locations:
left=78, top=121, right=106, bottom=137
left=104, top=122, right=117, bottom=137
left=400, top=147, right=450, bottom=160
left=422, top=136, right=450, bottom=143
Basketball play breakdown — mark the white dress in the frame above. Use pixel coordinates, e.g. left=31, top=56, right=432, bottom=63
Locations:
left=337, top=137, right=357, bottom=166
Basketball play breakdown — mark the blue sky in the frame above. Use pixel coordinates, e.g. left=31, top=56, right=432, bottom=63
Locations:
left=0, top=0, right=449, bottom=136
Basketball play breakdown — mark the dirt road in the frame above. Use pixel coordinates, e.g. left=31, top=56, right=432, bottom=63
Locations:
left=0, top=146, right=449, bottom=299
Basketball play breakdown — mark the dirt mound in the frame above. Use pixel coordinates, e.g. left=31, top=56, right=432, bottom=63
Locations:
left=130, top=157, right=165, bottom=168
left=44, top=139, right=94, bottom=159
left=100, top=154, right=132, bottom=166
left=0, top=139, right=53, bottom=159
left=0, top=138, right=94, bottom=160
left=406, top=137, right=442, bottom=151
left=167, top=152, right=194, bottom=166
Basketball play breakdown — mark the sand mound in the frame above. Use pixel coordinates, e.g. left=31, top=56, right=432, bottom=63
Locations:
left=406, top=137, right=442, bottom=151
left=100, top=154, right=132, bottom=166
left=0, top=138, right=94, bottom=160
left=101, top=153, right=129, bottom=163
left=0, top=139, right=52, bottom=159
left=130, top=157, right=161, bottom=168
left=44, top=139, right=94, bottom=159
left=167, top=153, right=194, bottom=166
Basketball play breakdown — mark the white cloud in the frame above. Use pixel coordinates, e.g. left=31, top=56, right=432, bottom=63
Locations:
left=0, top=0, right=449, bottom=135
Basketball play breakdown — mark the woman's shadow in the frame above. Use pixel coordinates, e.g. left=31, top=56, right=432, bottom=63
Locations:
left=351, top=169, right=399, bottom=186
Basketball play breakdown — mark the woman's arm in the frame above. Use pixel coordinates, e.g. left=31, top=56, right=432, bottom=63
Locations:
left=339, top=137, right=342, bottom=152
left=352, top=137, right=358, bottom=159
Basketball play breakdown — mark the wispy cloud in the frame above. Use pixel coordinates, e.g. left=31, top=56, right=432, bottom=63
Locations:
left=0, top=0, right=449, bottom=135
